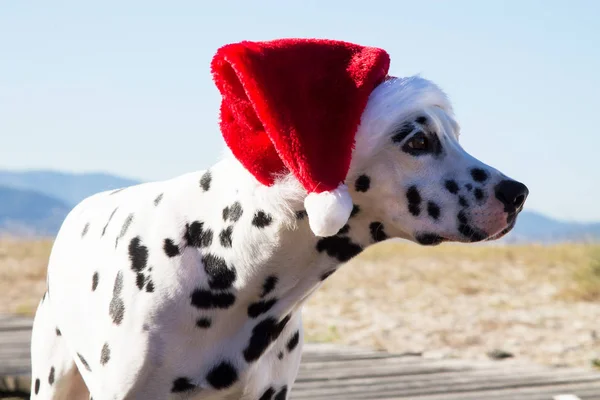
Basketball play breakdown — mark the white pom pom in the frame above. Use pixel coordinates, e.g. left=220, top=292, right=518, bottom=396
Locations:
left=304, top=184, right=353, bottom=237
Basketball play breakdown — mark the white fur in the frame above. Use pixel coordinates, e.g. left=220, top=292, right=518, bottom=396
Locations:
left=30, top=75, right=526, bottom=400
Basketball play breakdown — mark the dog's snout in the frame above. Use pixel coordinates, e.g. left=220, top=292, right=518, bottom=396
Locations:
left=494, top=180, right=529, bottom=211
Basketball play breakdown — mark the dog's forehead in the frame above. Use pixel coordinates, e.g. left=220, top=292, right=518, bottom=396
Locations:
left=359, top=77, right=455, bottom=138
left=352, top=77, right=458, bottom=169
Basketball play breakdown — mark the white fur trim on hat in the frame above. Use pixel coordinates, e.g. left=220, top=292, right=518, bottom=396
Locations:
left=304, top=184, right=353, bottom=237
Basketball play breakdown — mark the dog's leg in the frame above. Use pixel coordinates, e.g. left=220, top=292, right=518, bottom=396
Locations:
left=244, top=313, right=304, bottom=400
left=30, top=294, right=89, bottom=400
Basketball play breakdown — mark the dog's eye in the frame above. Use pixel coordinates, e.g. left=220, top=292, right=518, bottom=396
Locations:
left=407, top=132, right=429, bottom=150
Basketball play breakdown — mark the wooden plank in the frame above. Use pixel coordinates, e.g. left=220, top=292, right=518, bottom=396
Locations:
left=290, top=372, right=600, bottom=399
left=1, top=316, right=599, bottom=400
left=355, top=381, right=600, bottom=400
left=0, top=316, right=33, bottom=331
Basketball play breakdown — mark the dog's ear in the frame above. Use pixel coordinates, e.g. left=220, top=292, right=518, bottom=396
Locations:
left=211, top=38, right=390, bottom=237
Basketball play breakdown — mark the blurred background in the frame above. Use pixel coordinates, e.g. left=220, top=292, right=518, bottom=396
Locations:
left=0, top=0, right=598, bottom=372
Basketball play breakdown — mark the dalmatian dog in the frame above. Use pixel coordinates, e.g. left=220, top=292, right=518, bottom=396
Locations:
left=30, top=75, right=528, bottom=400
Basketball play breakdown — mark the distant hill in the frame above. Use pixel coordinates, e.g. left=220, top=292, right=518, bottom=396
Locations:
left=0, top=170, right=141, bottom=236
left=0, top=169, right=597, bottom=243
left=0, top=170, right=141, bottom=206
left=502, top=210, right=600, bottom=243
left=0, top=185, right=72, bottom=236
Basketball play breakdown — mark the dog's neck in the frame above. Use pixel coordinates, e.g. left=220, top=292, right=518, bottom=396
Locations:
left=205, top=155, right=383, bottom=314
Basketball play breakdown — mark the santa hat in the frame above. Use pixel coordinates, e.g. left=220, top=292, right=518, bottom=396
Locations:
left=211, top=38, right=390, bottom=237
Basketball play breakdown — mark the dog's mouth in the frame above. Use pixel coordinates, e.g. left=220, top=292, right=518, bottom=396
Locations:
left=414, top=210, right=521, bottom=246
left=485, top=211, right=518, bottom=241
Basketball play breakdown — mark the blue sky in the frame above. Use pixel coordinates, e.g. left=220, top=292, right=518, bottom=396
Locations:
left=0, top=1, right=598, bottom=222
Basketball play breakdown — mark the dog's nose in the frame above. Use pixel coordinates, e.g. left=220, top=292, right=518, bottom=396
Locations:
left=494, top=180, right=529, bottom=211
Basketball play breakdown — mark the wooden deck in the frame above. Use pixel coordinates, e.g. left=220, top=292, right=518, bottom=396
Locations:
left=2, top=315, right=600, bottom=399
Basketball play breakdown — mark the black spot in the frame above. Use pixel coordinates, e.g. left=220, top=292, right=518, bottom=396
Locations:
left=34, top=378, right=40, bottom=394
left=196, top=317, right=212, bottom=328
left=102, top=207, right=118, bottom=237
left=248, top=299, right=277, bottom=318
left=243, top=316, right=291, bottom=362
left=261, top=276, right=278, bottom=298
left=458, top=196, right=469, bottom=208
left=172, top=377, right=196, bottom=393
left=100, top=343, right=110, bottom=365
left=369, top=222, right=388, bottom=242
left=445, top=180, right=459, bottom=194
left=337, top=224, right=350, bottom=235
left=252, top=211, right=273, bottom=228
left=135, top=272, right=146, bottom=290
left=190, top=289, right=235, bottom=309
left=259, top=387, right=276, bottom=400
left=77, top=353, right=91, bottom=371
left=355, top=175, right=371, bottom=192
left=92, top=272, right=99, bottom=291
left=406, top=185, right=421, bottom=216
left=185, top=221, right=213, bottom=248
left=295, top=210, right=307, bottom=220
left=163, top=238, right=180, bottom=257
left=278, top=315, right=291, bottom=335
left=465, top=183, right=473, bottom=191
left=406, top=186, right=422, bottom=205
left=223, top=201, right=243, bottom=222
left=81, top=222, right=90, bottom=237
left=153, top=193, right=164, bottom=206
left=274, top=386, right=288, bottom=400
left=109, top=271, right=125, bottom=325
left=391, top=122, right=415, bottom=143
left=316, top=236, right=363, bottom=262
left=200, top=171, right=212, bottom=191
left=128, top=236, right=148, bottom=273
left=109, top=188, right=126, bottom=195
left=48, top=366, right=55, bottom=385
left=470, top=168, right=489, bottom=182
left=145, top=279, right=155, bottom=293
left=457, top=211, right=486, bottom=242
left=203, top=253, right=236, bottom=290
left=219, top=226, right=233, bottom=247
left=350, top=204, right=360, bottom=218
left=206, top=361, right=238, bottom=390
left=415, top=233, right=443, bottom=246
left=457, top=211, right=468, bottom=224
left=115, top=213, right=134, bottom=248
left=320, top=269, right=336, bottom=281
left=427, top=202, right=441, bottom=220
left=415, top=116, right=428, bottom=125
left=277, top=352, right=284, bottom=360
left=55, top=328, right=61, bottom=336
left=458, top=223, right=487, bottom=242
left=474, top=188, right=485, bottom=201
left=286, top=331, right=300, bottom=352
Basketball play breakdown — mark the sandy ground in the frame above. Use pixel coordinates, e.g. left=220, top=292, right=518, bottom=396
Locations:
left=1, top=237, right=599, bottom=369
left=302, top=241, right=600, bottom=369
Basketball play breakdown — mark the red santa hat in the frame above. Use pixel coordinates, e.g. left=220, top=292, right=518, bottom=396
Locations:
left=211, top=38, right=390, bottom=237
